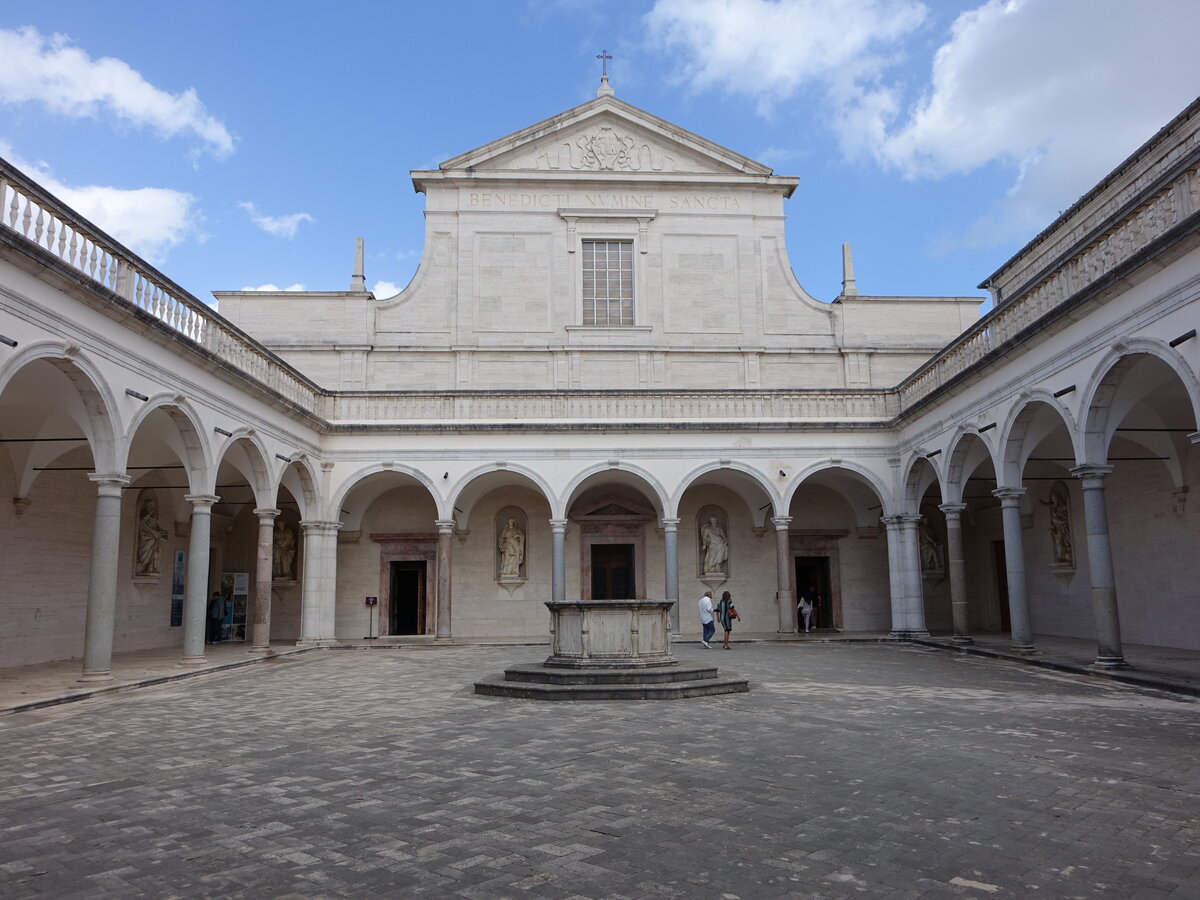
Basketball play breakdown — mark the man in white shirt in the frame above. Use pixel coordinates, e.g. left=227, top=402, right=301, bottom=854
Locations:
left=697, top=590, right=715, bottom=648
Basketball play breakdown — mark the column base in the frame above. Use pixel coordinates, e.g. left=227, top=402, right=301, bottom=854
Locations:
left=951, top=635, right=975, bottom=645
left=77, top=670, right=113, bottom=684
left=177, top=655, right=207, bottom=667
left=1090, top=656, right=1131, bottom=670
left=1008, top=643, right=1039, bottom=656
left=248, top=644, right=272, bottom=653
left=435, top=634, right=453, bottom=642
left=889, top=630, right=930, bottom=639
left=295, top=638, right=336, bottom=649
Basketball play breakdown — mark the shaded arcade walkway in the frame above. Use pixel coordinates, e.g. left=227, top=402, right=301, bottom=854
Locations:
left=2, top=632, right=1197, bottom=716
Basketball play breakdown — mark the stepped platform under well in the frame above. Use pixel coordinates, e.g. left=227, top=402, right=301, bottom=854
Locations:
left=472, top=597, right=749, bottom=700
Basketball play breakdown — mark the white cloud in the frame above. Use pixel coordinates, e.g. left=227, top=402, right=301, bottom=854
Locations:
left=0, top=26, right=234, bottom=158
left=644, top=0, right=927, bottom=115
left=239, top=283, right=306, bottom=292
left=645, top=0, right=1200, bottom=248
left=856, top=0, right=1200, bottom=244
left=371, top=280, right=401, bottom=298
left=1, top=140, right=197, bottom=263
left=238, top=201, right=315, bottom=239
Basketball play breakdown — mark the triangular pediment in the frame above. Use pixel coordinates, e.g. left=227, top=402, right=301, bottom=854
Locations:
left=436, top=96, right=772, bottom=177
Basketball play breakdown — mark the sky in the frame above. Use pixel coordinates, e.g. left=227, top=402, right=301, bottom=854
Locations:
left=1, top=0, right=1198, bottom=308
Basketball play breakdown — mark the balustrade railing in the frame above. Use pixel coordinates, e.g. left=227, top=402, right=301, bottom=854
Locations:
left=328, top=388, right=898, bottom=424
left=0, top=159, right=323, bottom=415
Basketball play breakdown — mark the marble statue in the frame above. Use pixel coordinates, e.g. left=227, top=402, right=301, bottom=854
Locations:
left=918, top=520, right=942, bottom=571
left=272, top=520, right=296, bottom=580
left=1042, top=487, right=1074, bottom=565
left=134, top=494, right=169, bottom=576
left=700, top=516, right=728, bottom=575
left=498, top=517, right=525, bottom=578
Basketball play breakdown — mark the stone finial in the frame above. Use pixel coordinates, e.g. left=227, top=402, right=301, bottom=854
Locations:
left=841, top=242, right=858, bottom=297
left=350, top=237, right=366, bottom=292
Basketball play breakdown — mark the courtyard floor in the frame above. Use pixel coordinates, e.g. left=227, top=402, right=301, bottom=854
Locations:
left=1, top=642, right=1198, bottom=898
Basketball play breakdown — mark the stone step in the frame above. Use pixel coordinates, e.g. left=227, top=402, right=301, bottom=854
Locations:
left=501, top=663, right=718, bottom=685
left=473, top=673, right=749, bottom=701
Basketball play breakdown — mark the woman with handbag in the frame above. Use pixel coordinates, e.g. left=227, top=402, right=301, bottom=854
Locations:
left=715, top=590, right=740, bottom=650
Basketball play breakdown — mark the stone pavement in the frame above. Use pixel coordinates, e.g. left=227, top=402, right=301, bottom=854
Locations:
left=2, top=643, right=1199, bottom=899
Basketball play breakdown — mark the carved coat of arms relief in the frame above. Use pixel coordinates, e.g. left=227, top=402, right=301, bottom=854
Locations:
left=579, top=125, right=634, bottom=170
left=529, top=124, right=679, bottom=172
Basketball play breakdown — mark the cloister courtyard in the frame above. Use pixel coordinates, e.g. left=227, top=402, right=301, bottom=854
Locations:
left=2, top=642, right=1198, bottom=899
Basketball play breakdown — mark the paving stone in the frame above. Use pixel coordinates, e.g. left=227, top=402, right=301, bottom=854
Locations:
left=1, top=643, right=1199, bottom=898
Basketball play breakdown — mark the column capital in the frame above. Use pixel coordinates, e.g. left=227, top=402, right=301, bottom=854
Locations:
left=253, top=507, right=281, bottom=520
left=899, top=514, right=924, bottom=525
left=1189, top=431, right=1200, bottom=444
left=771, top=515, right=792, bottom=530
left=88, top=473, right=130, bottom=497
left=879, top=515, right=904, bottom=526
left=184, top=493, right=220, bottom=509
left=87, top=472, right=131, bottom=488
left=992, top=487, right=1026, bottom=503
left=938, top=502, right=967, bottom=516
left=300, top=519, right=342, bottom=533
left=660, top=517, right=680, bottom=531
left=435, top=519, right=456, bottom=534
left=549, top=517, right=568, bottom=533
left=1069, top=463, right=1114, bottom=483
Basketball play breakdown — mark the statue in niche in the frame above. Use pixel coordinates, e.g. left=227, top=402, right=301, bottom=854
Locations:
left=1040, top=483, right=1074, bottom=566
left=134, top=493, right=169, bottom=576
left=700, top=516, right=729, bottom=576
left=272, top=520, right=297, bottom=580
left=497, top=517, right=525, bottom=578
left=918, top=519, right=943, bottom=571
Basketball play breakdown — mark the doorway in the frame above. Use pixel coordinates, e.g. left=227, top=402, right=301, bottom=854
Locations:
left=389, top=561, right=426, bottom=635
left=591, top=544, right=635, bottom=599
left=794, top=556, right=833, bottom=629
left=992, top=541, right=1011, bottom=633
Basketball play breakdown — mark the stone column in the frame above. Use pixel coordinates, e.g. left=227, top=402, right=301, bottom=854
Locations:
left=78, top=474, right=130, bottom=682
left=550, top=518, right=568, bottom=604
left=1070, top=464, right=1128, bottom=668
left=900, top=516, right=929, bottom=635
left=939, top=502, right=973, bottom=644
left=250, top=507, right=279, bottom=651
left=662, top=517, right=680, bottom=633
left=993, top=488, right=1035, bottom=653
left=298, top=521, right=323, bottom=645
left=181, top=493, right=219, bottom=666
left=319, top=523, right=342, bottom=639
left=881, top=516, right=906, bottom=634
left=435, top=519, right=455, bottom=639
left=772, top=516, right=794, bottom=632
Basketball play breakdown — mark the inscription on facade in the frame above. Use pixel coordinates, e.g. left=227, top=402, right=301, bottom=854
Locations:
left=466, top=192, right=741, bottom=211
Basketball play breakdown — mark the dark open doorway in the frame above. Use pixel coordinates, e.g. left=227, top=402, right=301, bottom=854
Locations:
left=992, top=540, right=1011, bottom=633
left=389, top=560, right=426, bottom=635
left=794, top=556, right=833, bottom=630
left=591, top=544, right=635, bottom=599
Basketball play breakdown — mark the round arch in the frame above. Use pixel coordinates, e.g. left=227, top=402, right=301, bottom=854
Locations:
left=1079, top=340, right=1200, bottom=467
left=448, top=462, right=556, bottom=530
left=944, top=428, right=1000, bottom=503
left=275, top=455, right=320, bottom=521
left=121, top=392, right=213, bottom=491
left=212, top=430, right=274, bottom=509
left=998, top=392, right=1078, bottom=488
left=671, top=461, right=782, bottom=525
left=0, top=340, right=121, bottom=474
left=329, top=463, right=446, bottom=528
left=559, top=462, right=670, bottom=520
left=784, top=460, right=894, bottom=521
left=900, top=452, right=944, bottom=515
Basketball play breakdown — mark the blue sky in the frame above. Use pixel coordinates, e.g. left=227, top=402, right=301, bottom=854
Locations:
left=2, top=0, right=1198, bottom=307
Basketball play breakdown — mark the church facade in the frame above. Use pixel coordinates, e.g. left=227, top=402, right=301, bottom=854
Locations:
left=1, top=83, right=1198, bottom=679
